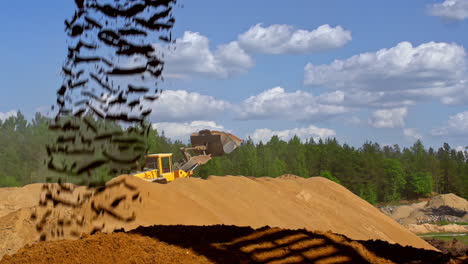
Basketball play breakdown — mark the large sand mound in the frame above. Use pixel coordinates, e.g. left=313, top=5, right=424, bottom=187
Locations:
left=1, top=225, right=463, bottom=264
left=0, top=175, right=436, bottom=260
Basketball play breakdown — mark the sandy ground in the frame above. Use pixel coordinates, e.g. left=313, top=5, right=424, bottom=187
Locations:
left=408, top=223, right=468, bottom=234
left=0, top=184, right=44, bottom=218
left=0, top=175, right=437, bottom=260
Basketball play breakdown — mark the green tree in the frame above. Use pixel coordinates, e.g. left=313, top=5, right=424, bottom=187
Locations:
left=408, top=172, right=433, bottom=197
left=382, top=159, right=406, bottom=201
left=286, top=136, right=308, bottom=177
left=2, top=110, right=468, bottom=202
left=358, top=183, right=378, bottom=204
left=237, top=138, right=257, bottom=176
left=270, top=157, right=287, bottom=177
left=320, top=170, right=340, bottom=184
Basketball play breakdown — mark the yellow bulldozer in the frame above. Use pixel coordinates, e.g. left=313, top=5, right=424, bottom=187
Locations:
left=132, top=130, right=242, bottom=183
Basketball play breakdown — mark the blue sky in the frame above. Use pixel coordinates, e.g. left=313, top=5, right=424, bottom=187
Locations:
left=1, top=0, right=467, bottom=149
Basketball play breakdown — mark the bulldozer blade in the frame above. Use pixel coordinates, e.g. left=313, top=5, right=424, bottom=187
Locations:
left=190, top=130, right=242, bottom=157
left=179, top=155, right=212, bottom=172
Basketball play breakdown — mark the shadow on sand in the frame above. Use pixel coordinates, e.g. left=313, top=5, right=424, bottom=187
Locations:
left=127, top=225, right=460, bottom=264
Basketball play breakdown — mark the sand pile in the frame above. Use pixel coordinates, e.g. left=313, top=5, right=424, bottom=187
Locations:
left=1, top=225, right=463, bottom=264
left=0, top=175, right=437, bottom=260
left=0, top=184, right=53, bottom=257
left=0, top=184, right=44, bottom=218
left=379, top=194, right=468, bottom=227
left=0, top=183, right=92, bottom=257
left=426, top=194, right=468, bottom=213
left=407, top=223, right=468, bottom=234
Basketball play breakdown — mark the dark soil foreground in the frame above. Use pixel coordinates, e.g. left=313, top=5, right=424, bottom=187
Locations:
left=1, top=225, right=466, bottom=264
left=424, top=238, right=468, bottom=257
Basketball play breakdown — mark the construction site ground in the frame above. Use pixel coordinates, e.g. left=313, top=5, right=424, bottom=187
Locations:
left=0, top=174, right=466, bottom=263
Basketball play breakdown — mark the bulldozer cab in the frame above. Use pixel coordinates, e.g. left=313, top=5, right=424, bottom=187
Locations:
left=145, top=153, right=173, bottom=177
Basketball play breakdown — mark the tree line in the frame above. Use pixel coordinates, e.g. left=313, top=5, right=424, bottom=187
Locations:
left=1, top=112, right=467, bottom=204
left=197, top=135, right=467, bottom=203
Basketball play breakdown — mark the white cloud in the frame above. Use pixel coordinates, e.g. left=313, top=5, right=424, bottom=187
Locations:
left=304, top=41, right=468, bottom=106
left=148, top=24, right=351, bottom=79
left=431, top=111, right=468, bottom=136
left=150, top=90, right=231, bottom=122
left=330, top=90, right=414, bottom=109
left=238, top=24, right=351, bottom=54
left=215, top=41, right=254, bottom=75
left=152, top=121, right=224, bottom=142
left=455, top=145, right=467, bottom=152
left=155, top=31, right=254, bottom=79
left=317, top=90, right=345, bottom=104
left=439, top=81, right=468, bottom=104
left=0, top=110, right=17, bottom=122
left=370, top=107, right=408, bottom=128
left=147, top=87, right=350, bottom=124
left=237, top=87, right=349, bottom=121
left=345, top=116, right=362, bottom=125
left=429, top=0, right=468, bottom=20
left=249, top=125, right=336, bottom=143
left=404, top=128, right=423, bottom=142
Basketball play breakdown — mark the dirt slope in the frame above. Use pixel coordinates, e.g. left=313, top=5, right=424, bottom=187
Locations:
left=0, top=175, right=436, bottom=260
left=1, top=225, right=462, bottom=264
left=95, top=175, right=434, bottom=249
left=0, top=184, right=46, bottom=257
left=0, top=184, right=44, bottom=218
